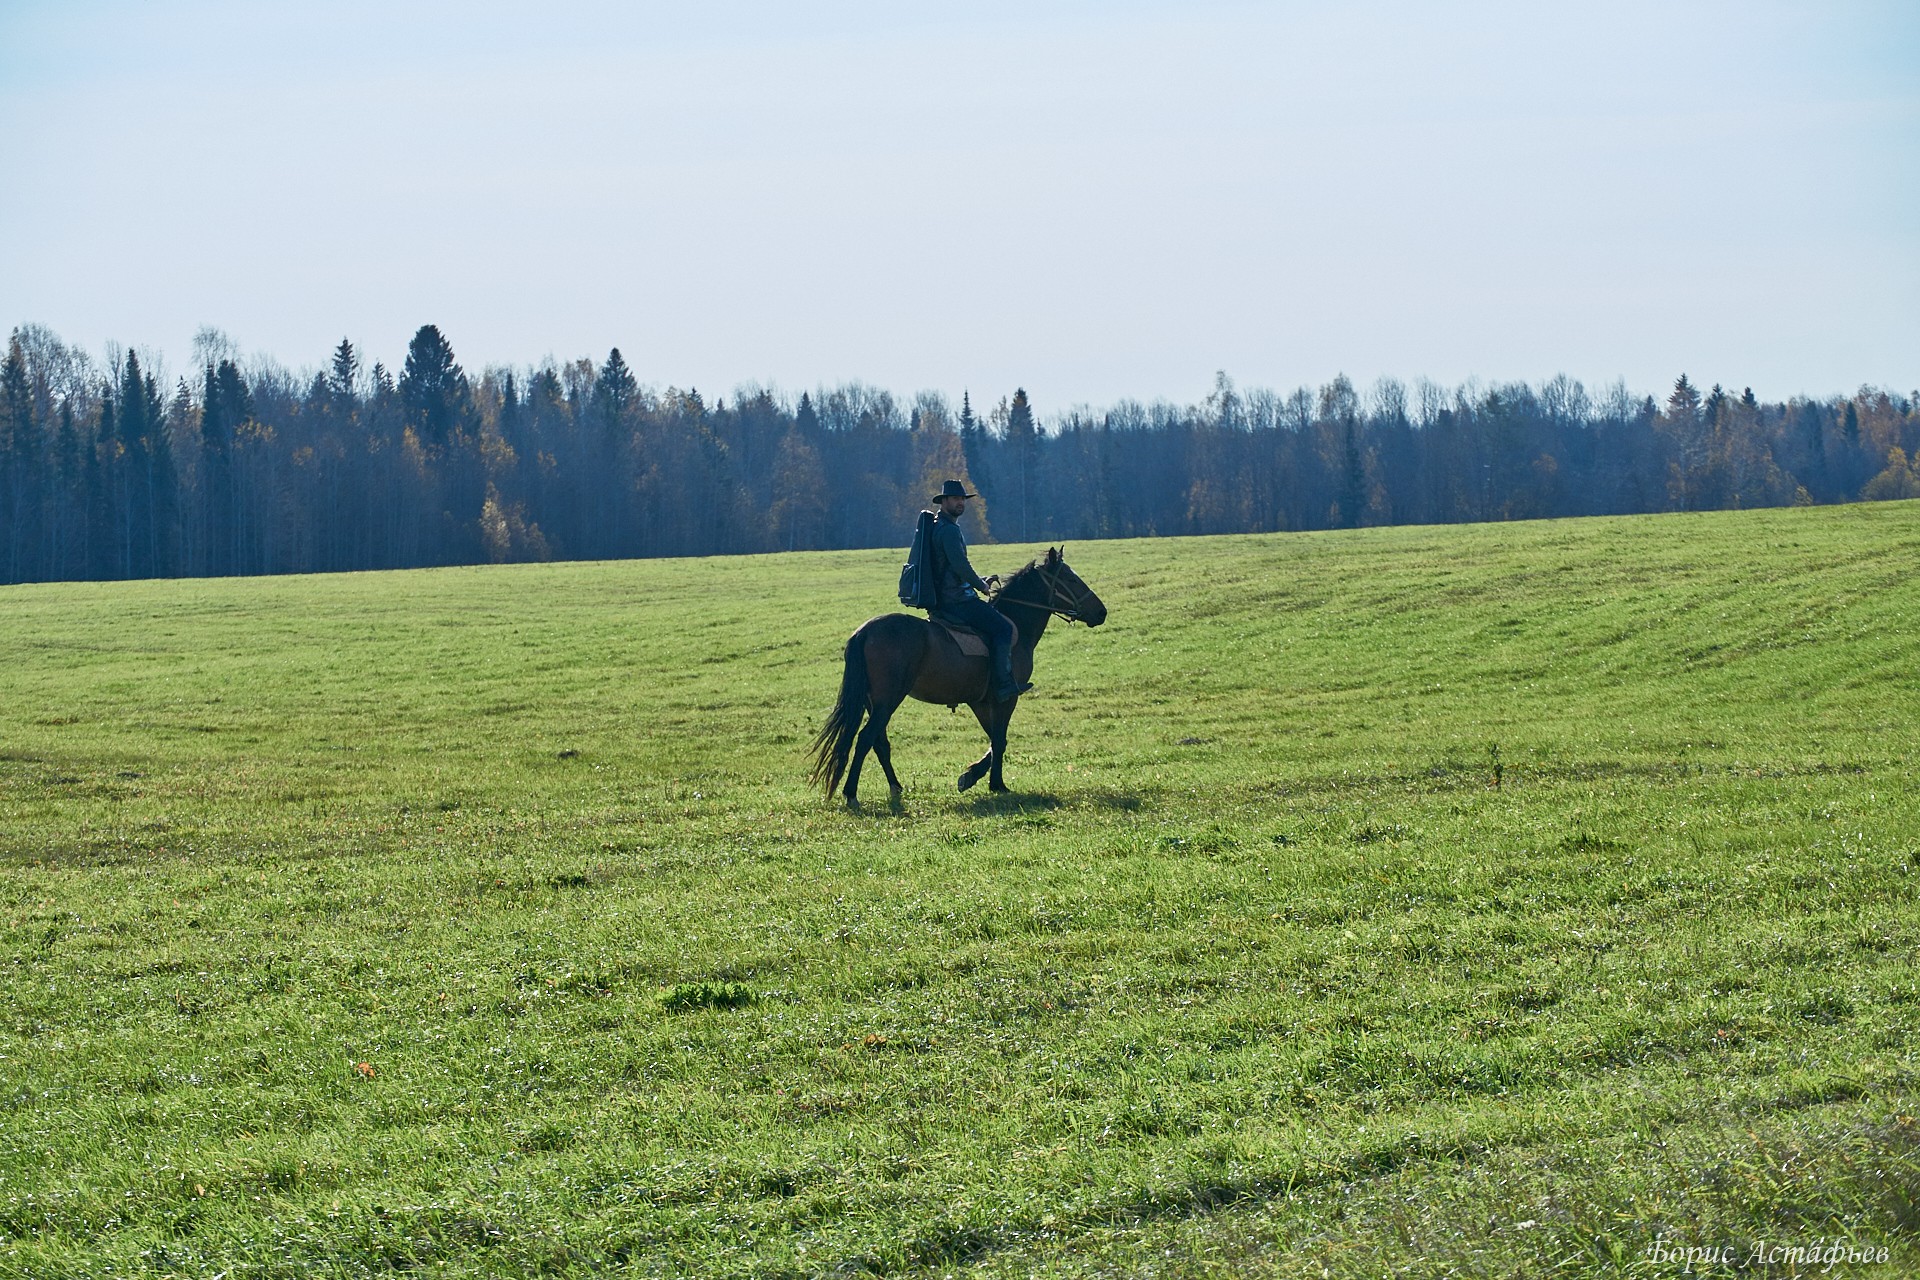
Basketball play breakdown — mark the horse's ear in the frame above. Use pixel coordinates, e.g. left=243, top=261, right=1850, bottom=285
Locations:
left=1047, top=546, right=1061, bottom=565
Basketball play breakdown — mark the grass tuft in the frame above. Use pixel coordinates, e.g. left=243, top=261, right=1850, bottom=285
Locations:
left=657, top=980, right=757, bottom=1012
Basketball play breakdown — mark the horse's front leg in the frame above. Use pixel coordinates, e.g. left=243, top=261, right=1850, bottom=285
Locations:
left=960, top=701, right=1012, bottom=793
left=958, top=745, right=994, bottom=792
left=959, top=697, right=996, bottom=792
left=986, top=718, right=1010, bottom=792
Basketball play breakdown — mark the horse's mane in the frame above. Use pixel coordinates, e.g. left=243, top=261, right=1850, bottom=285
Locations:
left=992, top=557, right=1051, bottom=612
left=1002, top=558, right=1044, bottom=586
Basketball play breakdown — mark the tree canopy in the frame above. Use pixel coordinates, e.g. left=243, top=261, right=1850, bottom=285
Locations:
left=0, top=323, right=1913, bottom=585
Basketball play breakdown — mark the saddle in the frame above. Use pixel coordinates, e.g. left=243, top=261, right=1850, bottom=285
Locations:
left=930, top=617, right=990, bottom=657
left=929, top=617, right=990, bottom=657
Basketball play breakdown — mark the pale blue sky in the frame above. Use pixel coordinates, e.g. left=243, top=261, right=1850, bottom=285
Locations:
left=3, top=1, right=1914, bottom=406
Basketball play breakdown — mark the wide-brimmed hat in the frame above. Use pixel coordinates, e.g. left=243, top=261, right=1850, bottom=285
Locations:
left=932, top=479, right=977, bottom=501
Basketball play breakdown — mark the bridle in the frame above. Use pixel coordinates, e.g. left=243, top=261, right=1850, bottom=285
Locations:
left=999, top=558, right=1094, bottom=623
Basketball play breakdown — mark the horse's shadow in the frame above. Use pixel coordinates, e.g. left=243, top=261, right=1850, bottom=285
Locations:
left=844, top=794, right=912, bottom=818
left=960, top=790, right=1063, bottom=817
left=847, top=788, right=1147, bottom=818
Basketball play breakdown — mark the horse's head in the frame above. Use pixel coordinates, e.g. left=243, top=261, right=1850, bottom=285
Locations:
left=1037, top=546, right=1107, bottom=626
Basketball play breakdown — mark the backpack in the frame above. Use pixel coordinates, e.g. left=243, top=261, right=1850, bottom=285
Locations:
left=898, top=510, right=938, bottom=609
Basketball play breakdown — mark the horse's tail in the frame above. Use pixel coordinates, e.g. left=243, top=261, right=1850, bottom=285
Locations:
left=807, top=631, right=869, bottom=796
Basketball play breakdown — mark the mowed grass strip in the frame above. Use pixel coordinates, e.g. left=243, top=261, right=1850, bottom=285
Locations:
left=0, top=502, right=1916, bottom=1277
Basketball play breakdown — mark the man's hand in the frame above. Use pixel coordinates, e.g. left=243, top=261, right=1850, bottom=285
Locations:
left=984, top=574, right=1002, bottom=591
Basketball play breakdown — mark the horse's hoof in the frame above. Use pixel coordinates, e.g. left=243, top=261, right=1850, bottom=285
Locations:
left=988, top=782, right=1010, bottom=793
left=957, top=772, right=979, bottom=792
left=844, top=796, right=861, bottom=811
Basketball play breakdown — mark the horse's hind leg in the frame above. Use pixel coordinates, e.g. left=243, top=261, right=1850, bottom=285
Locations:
left=871, top=719, right=904, bottom=804
left=843, top=710, right=872, bottom=807
left=848, top=665, right=910, bottom=808
left=853, top=700, right=904, bottom=802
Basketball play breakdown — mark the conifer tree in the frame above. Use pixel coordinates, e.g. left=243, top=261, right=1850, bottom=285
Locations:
left=499, top=371, right=522, bottom=451
left=1662, top=373, right=1707, bottom=508
left=1666, top=374, right=1700, bottom=422
left=117, top=354, right=155, bottom=575
left=399, top=325, right=465, bottom=446
left=957, top=390, right=992, bottom=516
left=91, top=393, right=121, bottom=579
left=329, top=338, right=360, bottom=411
left=590, top=349, right=639, bottom=555
left=200, top=361, right=247, bottom=576
left=1704, top=383, right=1729, bottom=430
left=51, top=401, right=82, bottom=580
left=1005, top=388, right=1037, bottom=541
left=149, top=373, right=181, bottom=576
left=595, top=348, right=637, bottom=422
left=1339, top=418, right=1366, bottom=528
left=1, top=335, right=39, bottom=580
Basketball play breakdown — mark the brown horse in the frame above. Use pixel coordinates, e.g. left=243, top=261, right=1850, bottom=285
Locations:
left=808, top=547, right=1107, bottom=806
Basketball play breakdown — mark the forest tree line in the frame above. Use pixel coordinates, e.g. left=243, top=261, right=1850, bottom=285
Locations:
left=2, top=321, right=1917, bottom=585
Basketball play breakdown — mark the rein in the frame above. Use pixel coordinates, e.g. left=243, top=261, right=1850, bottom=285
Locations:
left=995, top=561, right=1090, bottom=624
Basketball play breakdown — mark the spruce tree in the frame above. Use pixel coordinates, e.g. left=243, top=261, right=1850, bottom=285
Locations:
left=399, top=325, right=465, bottom=446
left=90, top=394, right=120, bottom=579
left=1006, top=388, right=1037, bottom=541
left=116, top=354, right=155, bottom=576
left=957, top=390, right=990, bottom=524
left=1666, top=374, right=1701, bottom=423
left=0, top=335, right=36, bottom=580
left=149, top=374, right=181, bottom=576
left=200, top=360, right=247, bottom=576
left=329, top=338, right=360, bottom=412
left=589, top=349, right=639, bottom=556
left=52, top=401, right=81, bottom=580
left=1663, top=374, right=1706, bottom=509
left=1340, top=418, right=1366, bottom=528
left=1704, top=384, right=1729, bottom=429
left=595, top=348, right=637, bottom=423
left=500, top=371, right=521, bottom=441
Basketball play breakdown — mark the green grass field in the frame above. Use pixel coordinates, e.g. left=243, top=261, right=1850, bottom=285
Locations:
left=3, top=502, right=1918, bottom=1278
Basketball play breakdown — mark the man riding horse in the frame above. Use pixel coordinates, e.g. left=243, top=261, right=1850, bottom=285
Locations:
left=808, top=487, right=1108, bottom=807
left=926, top=479, right=1031, bottom=703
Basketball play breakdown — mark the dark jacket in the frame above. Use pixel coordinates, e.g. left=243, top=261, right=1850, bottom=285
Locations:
left=931, top=511, right=991, bottom=605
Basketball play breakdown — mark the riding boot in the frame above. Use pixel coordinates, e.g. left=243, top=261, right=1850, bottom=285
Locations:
left=992, top=647, right=1033, bottom=701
